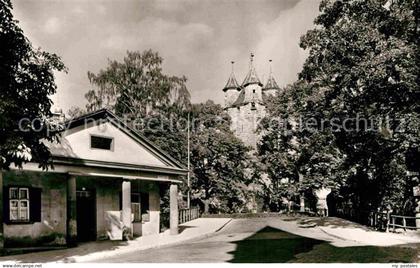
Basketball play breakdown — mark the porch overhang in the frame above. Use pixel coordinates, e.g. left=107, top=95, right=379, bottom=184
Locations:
left=52, top=156, right=188, bottom=176
left=68, top=172, right=183, bottom=184
left=11, top=156, right=187, bottom=184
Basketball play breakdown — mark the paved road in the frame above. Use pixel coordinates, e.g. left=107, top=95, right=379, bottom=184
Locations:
left=2, top=217, right=417, bottom=263
left=93, top=217, right=320, bottom=263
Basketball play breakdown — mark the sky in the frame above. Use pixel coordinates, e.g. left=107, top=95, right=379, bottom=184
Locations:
left=12, top=0, right=321, bottom=113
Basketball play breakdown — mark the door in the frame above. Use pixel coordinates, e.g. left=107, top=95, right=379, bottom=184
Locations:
left=76, top=189, right=97, bottom=242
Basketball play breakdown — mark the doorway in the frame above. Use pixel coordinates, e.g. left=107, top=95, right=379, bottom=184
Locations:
left=76, top=189, right=97, bottom=242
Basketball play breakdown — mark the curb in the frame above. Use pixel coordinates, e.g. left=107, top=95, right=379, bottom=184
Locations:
left=215, top=218, right=233, bottom=232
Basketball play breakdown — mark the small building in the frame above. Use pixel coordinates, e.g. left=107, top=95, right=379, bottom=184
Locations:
left=0, top=109, right=186, bottom=248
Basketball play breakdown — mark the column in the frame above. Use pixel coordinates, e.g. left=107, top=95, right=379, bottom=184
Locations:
left=170, top=184, right=179, bottom=235
left=66, top=174, right=77, bottom=246
left=149, top=184, right=160, bottom=234
left=122, top=180, right=132, bottom=239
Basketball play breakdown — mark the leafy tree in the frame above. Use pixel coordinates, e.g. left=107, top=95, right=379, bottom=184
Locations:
left=67, top=106, right=86, bottom=119
left=189, top=101, right=252, bottom=213
left=259, top=81, right=344, bottom=211
left=85, top=50, right=190, bottom=119
left=260, top=0, right=419, bottom=214
left=0, top=0, right=66, bottom=170
left=83, top=50, right=192, bottom=163
left=142, top=100, right=254, bottom=214
left=141, top=111, right=189, bottom=166
left=300, top=0, right=419, bottom=212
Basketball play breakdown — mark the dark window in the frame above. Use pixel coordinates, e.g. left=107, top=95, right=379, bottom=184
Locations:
left=91, top=135, right=113, bottom=150
left=253, top=89, right=256, bottom=93
left=141, top=193, right=150, bottom=222
left=140, top=193, right=149, bottom=214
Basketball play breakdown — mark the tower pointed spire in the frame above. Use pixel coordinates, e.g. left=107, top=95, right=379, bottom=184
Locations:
left=263, top=59, right=280, bottom=91
left=242, top=53, right=262, bottom=87
left=223, top=61, right=240, bottom=92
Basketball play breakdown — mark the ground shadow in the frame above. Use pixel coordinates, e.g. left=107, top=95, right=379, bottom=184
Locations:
left=228, top=226, right=323, bottom=263
left=227, top=226, right=418, bottom=263
left=178, top=225, right=197, bottom=234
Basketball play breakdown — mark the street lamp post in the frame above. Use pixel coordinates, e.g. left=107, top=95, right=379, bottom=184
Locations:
left=187, top=112, right=191, bottom=209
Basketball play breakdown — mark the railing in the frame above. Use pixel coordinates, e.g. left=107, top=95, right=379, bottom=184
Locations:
left=338, top=208, right=420, bottom=232
left=179, top=206, right=200, bottom=224
left=368, top=211, right=389, bottom=231
left=388, top=214, right=420, bottom=232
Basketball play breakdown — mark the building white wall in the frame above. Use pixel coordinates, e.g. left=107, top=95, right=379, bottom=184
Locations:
left=64, top=121, right=167, bottom=167
left=243, top=84, right=262, bottom=103
left=224, top=89, right=240, bottom=107
left=227, top=102, right=265, bottom=148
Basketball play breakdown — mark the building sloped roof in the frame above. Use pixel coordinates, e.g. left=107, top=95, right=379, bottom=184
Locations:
left=223, top=72, right=240, bottom=92
left=231, top=89, right=246, bottom=107
left=242, top=65, right=262, bottom=87
left=263, top=73, right=280, bottom=91
left=44, top=137, right=78, bottom=158
left=230, top=88, right=264, bottom=108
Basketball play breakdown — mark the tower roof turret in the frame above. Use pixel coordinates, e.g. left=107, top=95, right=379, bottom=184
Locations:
left=242, top=53, right=262, bottom=87
left=223, top=61, right=240, bottom=92
left=263, top=60, right=280, bottom=91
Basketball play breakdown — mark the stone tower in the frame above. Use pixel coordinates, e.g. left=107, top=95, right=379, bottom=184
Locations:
left=223, top=55, right=280, bottom=149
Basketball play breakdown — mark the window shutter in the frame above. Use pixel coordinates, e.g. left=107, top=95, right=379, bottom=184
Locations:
left=29, top=187, right=42, bottom=222
left=3, top=187, right=10, bottom=224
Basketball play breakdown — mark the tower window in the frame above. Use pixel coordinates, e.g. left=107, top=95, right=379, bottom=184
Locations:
left=253, top=89, right=256, bottom=94
left=91, top=135, right=114, bottom=150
